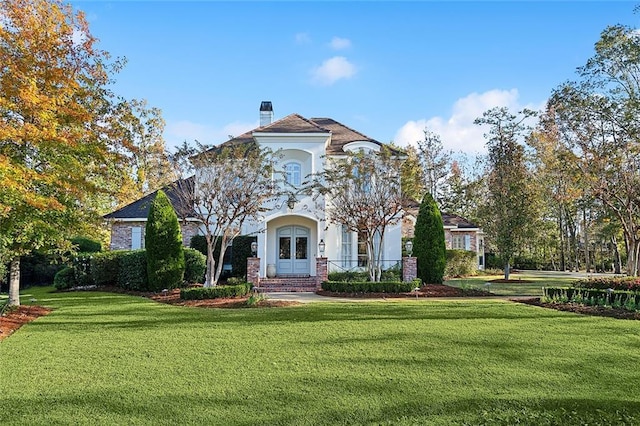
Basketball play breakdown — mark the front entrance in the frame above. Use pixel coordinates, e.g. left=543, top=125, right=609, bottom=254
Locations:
left=277, top=226, right=310, bottom=276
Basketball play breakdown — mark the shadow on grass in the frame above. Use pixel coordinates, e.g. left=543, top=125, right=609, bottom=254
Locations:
left=1, top=384, right=638, bottom=426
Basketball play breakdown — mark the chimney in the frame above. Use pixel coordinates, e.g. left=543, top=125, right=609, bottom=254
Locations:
left=260, top=101, right=273, bottom=127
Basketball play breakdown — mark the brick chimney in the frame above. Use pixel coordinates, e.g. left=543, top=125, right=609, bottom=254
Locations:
left=260, top=101, right=273, bottom=127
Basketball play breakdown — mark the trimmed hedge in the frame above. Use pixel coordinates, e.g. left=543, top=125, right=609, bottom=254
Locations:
left=180, top=283, right=253, bottom=300
left=90, top=251, right=122, bottom=286
left=445, top=250, right=477, bottom=278
left=53, top=267, right=77, bottom=290
left=118, top=250, right=148, bottom=291
left=184, top=248, right=206, bottom=284
left=572, top=277, right=640, bottom=292
left=321, top=280, right=420, bottom=293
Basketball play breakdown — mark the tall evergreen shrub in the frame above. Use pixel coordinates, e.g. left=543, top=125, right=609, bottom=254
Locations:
left=145, top=190, right=185, bottom=290
left=413, top=193, right=446, bottom=284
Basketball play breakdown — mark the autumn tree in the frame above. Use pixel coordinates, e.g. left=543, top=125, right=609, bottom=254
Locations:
left=399, top=144, right=425, bottom=200
left=475, top=107, right=538, bottom=280
left=551, top=24, right=640, bottom=276
left=109, top=99, right=176, bottom=205
left=317, top=147, right=404, bottom=282
left=0, top=0, right=127, bottom=305
left=416, top=129, right=451, bottom=203
left=172, top=143, right=279, bottom=287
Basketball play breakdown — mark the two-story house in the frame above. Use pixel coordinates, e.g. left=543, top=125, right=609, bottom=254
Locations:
left=105, top=102, right=404, bottom=285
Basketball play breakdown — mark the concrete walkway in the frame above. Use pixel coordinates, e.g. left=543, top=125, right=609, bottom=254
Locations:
left=266, top=270, right=622, bottom=303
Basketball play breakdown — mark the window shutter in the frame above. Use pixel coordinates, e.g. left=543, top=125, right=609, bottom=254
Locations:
left=131, top=227, right=142, bottom=250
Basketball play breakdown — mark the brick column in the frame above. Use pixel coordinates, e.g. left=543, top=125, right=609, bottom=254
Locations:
left=247, top=257, right=260, bottom=287
left=316, top=257, right=328, bottom=289
left=402, top=256, right=417, bottom=283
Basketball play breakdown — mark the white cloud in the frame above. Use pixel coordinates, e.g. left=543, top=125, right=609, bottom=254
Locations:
left=329, top=36, right=351, bottom=50
left=310, top=56, right=357, bottom=86
left=295, top=32, right=311, bottom=44
left=165, top=120, right=258, bottom=150
left=394, top=89, right=544, bottom=154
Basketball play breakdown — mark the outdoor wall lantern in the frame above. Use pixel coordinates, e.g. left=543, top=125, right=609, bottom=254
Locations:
left=251, top=241, right=258, bottom=257
left=405, top=240, right=413, bottom=257
left=286, top=194, right=297, bottom=209
left=319, top=239, right=326, bottom=255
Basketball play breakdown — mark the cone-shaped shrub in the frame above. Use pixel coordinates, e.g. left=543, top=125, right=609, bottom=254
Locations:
left=413, top=193, right=446, bottom=284
left=145, top=190, right=185, bottom=291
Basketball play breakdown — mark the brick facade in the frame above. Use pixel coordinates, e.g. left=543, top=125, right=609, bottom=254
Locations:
left=315, top=257, right=328, bottom=287
left=402, top=256, right=417, bottom=283
left=247, top=257, right=260, bottom=287
left=109, top=220, right=201, bottom=251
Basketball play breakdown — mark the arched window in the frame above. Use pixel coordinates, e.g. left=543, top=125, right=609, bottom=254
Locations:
left=285, top=162, right=301, bottom=186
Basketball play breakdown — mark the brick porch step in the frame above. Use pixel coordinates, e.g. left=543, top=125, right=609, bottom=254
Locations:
left=256, top=277, right=319, bottom=293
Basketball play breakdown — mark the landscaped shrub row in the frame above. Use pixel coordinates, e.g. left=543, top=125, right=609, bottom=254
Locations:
left=543, top=287, right=640, bottom=311
left=190, top=235, right=256, bottom=279
left=53, top=248, right=206, bottom=291
left=321, top=280, right=420, bottom=294
left=445, top=249, right=477, bottom=278
left=572, top=277, right=640, bottom=292
left=180, top=283, right=253, bottom=300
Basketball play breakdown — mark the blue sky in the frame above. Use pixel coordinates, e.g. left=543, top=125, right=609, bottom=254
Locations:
left=73, top=1, right=638, bottom=154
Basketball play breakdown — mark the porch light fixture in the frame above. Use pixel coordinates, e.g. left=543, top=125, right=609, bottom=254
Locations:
left=319, top=239, right=326, bottom=255
left=286, top=193, right=296, bottom=209
left=405, top=240, right=413, bottom=257
left=251, top=241, right=258, bottom=257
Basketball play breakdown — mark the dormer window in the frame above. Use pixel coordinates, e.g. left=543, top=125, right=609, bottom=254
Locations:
left=285, top=162, right=301, bottom=187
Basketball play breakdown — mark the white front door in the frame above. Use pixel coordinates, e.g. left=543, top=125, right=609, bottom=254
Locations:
left=277, top=226, right=310, bottom=276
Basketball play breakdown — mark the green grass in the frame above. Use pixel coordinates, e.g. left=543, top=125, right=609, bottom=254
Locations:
left=2, top=287, right=640, bottom=425
left=446, top=274, right=576, bottom=296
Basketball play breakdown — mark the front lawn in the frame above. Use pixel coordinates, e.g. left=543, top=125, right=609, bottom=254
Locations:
left=1, top=287, right=639, bottom=425
left=446, top=273, right=576, bottom=296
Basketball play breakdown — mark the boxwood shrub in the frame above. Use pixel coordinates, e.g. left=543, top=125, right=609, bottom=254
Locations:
left=117, top=250, right=148, bottom=291
left=184, top=248, right=206, bottom=284
left=180, top=282, right=253, bottom=300
left=321, top=280, right=419, bottom=293
left=90, top=251, right=122, bottom=286
left=54, top=267, right=77, bottom=290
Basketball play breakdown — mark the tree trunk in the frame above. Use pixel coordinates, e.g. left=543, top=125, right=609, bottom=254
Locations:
left=214, top=236, right=229, bottom=286
left=611, top=235, right=621, bottom=275
left=9, top=257, right=20, bottom=307
left=204, top=240, right=216, bottom=288
left=504, top=261, right=510, bottom=281
left=626, top=237, right=640, bottom=277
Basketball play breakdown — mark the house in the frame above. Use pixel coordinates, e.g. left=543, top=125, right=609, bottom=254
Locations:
left=104, top=177, right=199, bottom=250
left=402, top=198, right=485, bottom=269
left=105, top=101, right=405, bottom=288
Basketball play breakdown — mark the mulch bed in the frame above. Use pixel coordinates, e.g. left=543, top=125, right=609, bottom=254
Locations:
left=148, top=288, right=300, bottom=309
left=515, top=298, right=640, bottom=320
left=0, top=305, right=52, bottom=341
left=317, top=284, right=492, bottom=299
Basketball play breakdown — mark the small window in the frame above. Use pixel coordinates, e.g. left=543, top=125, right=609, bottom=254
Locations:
left=285, top=162, right=301, bottom=187
left=131, top=227, right=142, bottom=250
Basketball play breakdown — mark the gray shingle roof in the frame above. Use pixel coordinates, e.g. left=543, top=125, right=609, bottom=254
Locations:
left=402, top=198, right=479, bottom=229
left=193, top=112, right=400, bottom=160
left=104, top=177, right=195, bottom=220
